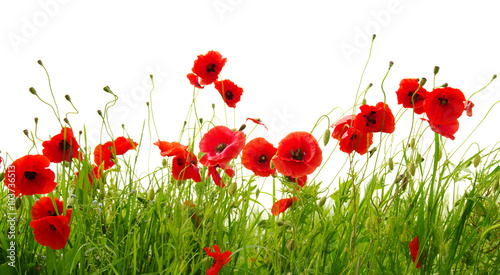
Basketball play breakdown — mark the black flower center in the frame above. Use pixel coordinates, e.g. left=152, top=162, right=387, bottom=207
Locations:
left=190, top=160, right=196, bottom=165
left=49, top=224, right=57, bottom=231
left=215, top=143, right=227, bottom=153
left=350, top=134, right=358, bottom=140
left=207, top=64, right=216, bottom=73
left=258, top=155, right=268, bottom=164
left=225, top=91, right=234, bottom=100
left=48, top=210, right=57, bottom=216
left=24, top=171, right=38, bottom=180
left=59, top=140, right=71, bottom=151
left=177, top=158, right=184, bottom=166
left=363, top=111, right=377, bottom=127
left=438, top=96, right=448, bottom=106
left=407, top=91, right=423, bottom=102
left=290, top=148, right=305, bottom=160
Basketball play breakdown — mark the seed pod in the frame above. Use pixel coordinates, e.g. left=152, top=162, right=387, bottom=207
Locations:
left=323, top=128, right=331, bottom=146
left=148, top=188, right=155, bottom=201
left=318, top=196, right=327, bottom=207
left=229, top=182, right=237, bottom=196
left=408, top=162, right=416, bottom=177
left=388, top=158, right=394, bottom=171
left=473, top=155, right=481, bottom=168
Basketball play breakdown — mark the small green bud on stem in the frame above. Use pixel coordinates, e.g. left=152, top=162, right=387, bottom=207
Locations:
left=434, top=66, right=440, bottom=75
left=419, top=78, right=427, bottom=87
left=323, top=129, right=331, bottom=146
left=29, top=87, right=37, bottom=95
left=473, top=155, right=482, bottom=168
left=318, top=196, right=327, bottom=207
left=65, top=94, right=71, bottom=101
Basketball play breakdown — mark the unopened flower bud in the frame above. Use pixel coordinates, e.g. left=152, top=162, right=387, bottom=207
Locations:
left=97, top=110, right=103, bottom=117
left=148, top=188, right=155, bottom=201
left=34, top=117, right=39, bottom=124
left=65, top=94, right=71, bottom=101
left=162, top=158, right=167, bottom=167
left=493, top=179, right=499, bottom=192
left=37, top=60, right=43, bottom=66
left=361, top=98, right=367, bottom=105
left=238, top=124, right=246, bottom=131
left=388, top=158, right=394, bottom=171
left=29, top=87, right=37, bottom=95
left=351, top=213, right=357, bottom=226
left=277, top=220, right=284, bottom=226
left=255, top=188, right=260, bottom=199
left=389, top=61, right=394, bottom=68
left=441, top=83, right=448, bottom=88
left=419, top=78, right=427, bottom=87
left=408, top=162, right=416, bottom=176
left=410, top=138, right=415, bottom=150
left=395, top=174, right=404, bottom=184
left=103, top=86, right=112, bottom=93
left=434, top=66, right=440, bottom=75
left=199, top=118, right=203, bottom=124
left=372, top=34, right=376, bottom=40
left=493, top=74, right=497, bottom=80
left=63, top=118, right=69, bottom=125
left=146, top=102, right=149, bottom=107
left=150, top=74, right=153, bottom=80
left=318, top=196, right=327, bottom=207
left=211, top=103, right=215, bottom=109
left=323, top=129, right=331, bottom=146
left=23, top=129, right=29, bottom=136
left=229, top=182, right=237, bottom=196
left=286, top=239, right=296, bottom=251
left=473, top=155, right=482, bottom=168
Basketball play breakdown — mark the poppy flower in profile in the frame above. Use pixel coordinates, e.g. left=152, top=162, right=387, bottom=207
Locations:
left=204, top=245, right=232, bottom=275
left=464, top=100, right=474, bottom=117
left=42, top=127, right=82, bottom=163
left=246, top=118, right=268, bottom=130
left=94, top=136, right=138, bottom=170
left=421, top=118, right=459, bottom=140
left=395, top=78, right=429, bottom=114
left=409, top=236, right=422, bottom=268
left=241, top=137, right=277, bottom=177
left=187, top=73, right=204, bottom=89
left=172, top=151, right=201, bottom=182
left=214, top=79, right=243, bottom=108
left=354, top=102, right=395, bottom=133
left=30, top=197, right=72, bottom=250
left=191, top=50, right=227, bottom=86
left=5, top=155, right=56, bottom=197
left=331, top=115, right=355, bottom=140
left=199, top=126, right=246, bottom=168
left=424, top=87, right=466, bottom=124
left=286, top=175, right=307, bottom=189
left=154, top=140, right=188, bottom=158
left=339, top=128, right=373, bottom=155
left=272, top=132, right=322, bottom=178
left=207, top=164, right=235, bottom=188
left=271, top=197, right=298, bottom=216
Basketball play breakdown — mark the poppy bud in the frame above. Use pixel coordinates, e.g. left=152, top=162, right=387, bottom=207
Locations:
left=15, top=197, right=22, bottom=210
left=211, top=103, right=215, bottom=109
left=368, top=83, right=373, bottom=88
left=493, top=179, right=499, bottom=193
left=361, top=98, right=367, bottom=105
left=65, top=94, right=71, bottom=101
left=63, top=118, right=69, bottom=125
left=37, top=60, right=43, bottom=66
left=372, top=34, right=376, bottom=40
left=34, top=117, right=39, bottom=124
left=161, top=158, right=167, bottom=167
left=401, top=176, right=408, bottom=191
left=23, top=129, right=29, bottom=136
left=416, top=153, right=423, bottom=164
left=148, top=188, right=155, bottom=201
left=0, top=172, right=4, bottom=182
left=146, top=102, right=149, bottom=107
left=388, top=158, right=394, bottom=171
left=473, top=155, right=481, bottom=168
left=351, top=213, right=357, bottom=226
left=410, top=138, right=415, bottom=150
left=255, top=188, right=260, bottom=199
left=395, top=174, right=404, bottom=183
left=229, top=182, right=237, bottom=196
left=270, top=159, right=275, bottom=169
left=277, top=220, right=284, bottom=226
left=318, top=196, right=327, bottom=207
left=419, top=78, right=427, bottom=87
left=434, top=66, right=440, bottom=75
left=29, top=87, right=37, bottom=95
left=199, top=118, right=203, bottom=124
left=408, top=162, right=416, bottom=176
left=493, top=74, right=497, bottom=80
left=323, top=129, right=331, bottom=146
left=149, top=74, right=153, bottom=80
left=97, top=110, right=103, bottom=117
left=103, top=86, right=112, bottom=93
left=286, top=239, right=296, bottom=251
left=389, top=61, right=394, bottom=68
left=238, top=124, right=246, bottom=131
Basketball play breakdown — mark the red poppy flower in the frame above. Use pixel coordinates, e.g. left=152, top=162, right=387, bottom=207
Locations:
left=271, top=197, right=298, bottom=216
left=272, top=132, right=322, bottom=178
left=207, top=164, right=234, bottom=188
left=422, top=118, right=459, bottom=140
left=395, top=78, right=429, bottom=114
left=154, top=140, right=188, bottom=158
left=246, top=118, right=268, bottom=130
left=424, top=87, right=466, bottom=124
left=187, top=73, right=204, bottom=89
left=172, top=151, right=201, bottom=182
left=354, top=102, right=395, bottom=133
left=42, top=127, right=82, bottom=163
left=30, top=215, right=71, bottom=250
left=191, top=50, right=227, bottom=85
left=286, top=175, right=307, bottom=189
left=94, top=137, right=138, bottom=170
left=5, top=155, right=56, bottom=197
left=465, top=100, right=474, bottom=117
left=75, top=165, right=102, bottom=186
left=31, top=197, right=72, bottom=221
left=241, top=137, right=277, bottom=177
left=409, top=236, right=422, bottom=268
left=331, top=115, right=355, bottom=140
left=204, top=245, right=232, bottom=275
left=338, top=128, right=373, bottom=155
left=30, top=197, right=72, bottom=250
left=214, top=79, right=243, bottom=108
left=199, top=126, right=246, bottom=168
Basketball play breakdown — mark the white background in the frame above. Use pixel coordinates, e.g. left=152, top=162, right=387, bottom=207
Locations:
left=2, top=1, right=500, bottom=196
